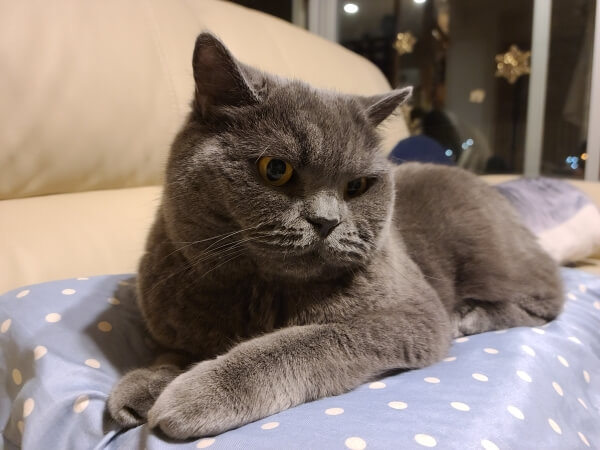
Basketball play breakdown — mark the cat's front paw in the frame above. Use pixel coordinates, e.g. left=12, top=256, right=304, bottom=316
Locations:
left=148, top=360, right=244, bottom=439
left=107, top=365, right=180, bottom=427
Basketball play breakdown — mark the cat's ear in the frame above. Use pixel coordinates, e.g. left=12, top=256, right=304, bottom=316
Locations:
left=360, top=87, right=413, bottom=127
left=192, top=33, right=260, bottom=115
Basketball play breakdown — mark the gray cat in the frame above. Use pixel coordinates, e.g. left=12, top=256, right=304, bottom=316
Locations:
left=107, top=33, right=563, bottom=439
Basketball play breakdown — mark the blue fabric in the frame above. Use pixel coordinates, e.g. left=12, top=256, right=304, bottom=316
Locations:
left=1, top=270, right=599, bottom=450
left=388, top=136, right=455, bottom=166
left=495, top=178, right=594, bottom=233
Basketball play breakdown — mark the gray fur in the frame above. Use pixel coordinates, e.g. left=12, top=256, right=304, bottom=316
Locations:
left=107, top=33, right=563, bottom=438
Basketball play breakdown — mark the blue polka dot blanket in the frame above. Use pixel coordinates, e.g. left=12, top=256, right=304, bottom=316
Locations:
left=1, top=268, right=599, bottom=449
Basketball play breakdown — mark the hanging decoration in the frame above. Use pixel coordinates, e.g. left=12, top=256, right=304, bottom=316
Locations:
left=394, top=32, right=417, bottom=55
left=495, top=45, right=531, bottom=84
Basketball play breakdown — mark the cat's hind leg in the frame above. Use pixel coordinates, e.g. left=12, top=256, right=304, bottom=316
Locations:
left=452, top=291, right=563, bottom=338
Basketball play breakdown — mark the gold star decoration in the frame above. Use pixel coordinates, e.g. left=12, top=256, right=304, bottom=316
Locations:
left=394, top=32, right=417, bottom=56
left=495, top=45, right=531, bottom=84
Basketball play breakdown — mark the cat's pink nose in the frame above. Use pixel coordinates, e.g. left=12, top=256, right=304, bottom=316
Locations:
left=305, top=216, right=341, bottom=238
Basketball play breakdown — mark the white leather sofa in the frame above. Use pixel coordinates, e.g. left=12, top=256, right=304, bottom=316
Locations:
left=1, top=0, right=598, bottom=293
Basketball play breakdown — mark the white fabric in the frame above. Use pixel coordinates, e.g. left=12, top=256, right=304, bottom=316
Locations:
left=537, top=204, right=600, bottom=264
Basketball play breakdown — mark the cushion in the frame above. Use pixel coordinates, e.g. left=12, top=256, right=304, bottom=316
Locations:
left=496, top=178, right=600, bottom=264
left=0, top=186, right=161, bottom=294
left=1, top=270, right=599, bottom=449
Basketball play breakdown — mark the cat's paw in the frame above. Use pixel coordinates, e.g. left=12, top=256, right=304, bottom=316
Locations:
left=148, top=360, right=243, bottom=438
left=107, top=365, right=180, bottom=427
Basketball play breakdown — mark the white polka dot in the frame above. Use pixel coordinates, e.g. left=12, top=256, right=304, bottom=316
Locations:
left=443, top=356, right=456, bottom=362
left=481, top=439, right=500, bottom=450
left=557, top=355, right=569, bottom=367
left=568, top=293, right=576, bottom=300
left=97, top=321, right=112, bottom=332
left=552, top=381, right=563, bottom=396
left=369, top=381, right=386, bottom=389
left=583, top=370, right=590, bottom=383
left=12, top=369, right=22, bottom=385
left=345, top=437, right=367, bottom=450
left=578, top=431, right=590, bottom=447
left=450, top=401, right=470, bottom=411
left=107, top=297, right=120, bottom=305
left=1, top=319, right=11, bottom=333
left=388, top=401, right=408, bottom=410
left=472, top=373, right=488, bottom=382
left=568, top=336, right=582, bottom=344
left=454, top=337, right=469, bottom=343
left=61, top=288, right=76, bottom=295
left=76, top=277, right=89, bottom=281
left=45, top=313, right=61, bottom=323
left=414, top=433, right=437, bottom=447
left=16, top=290, right=30, bottom=298
left=17, top=420, right=24, bottom=434
left=516, top=370, right=532, bottom=382
left=196, top=438, right=216, bottom=449
left=531, top=328, right=545, bottom=335
left=85, top=359, right=101, bottom=369
left=507, top=405, right=524, bottom=420
left=260, top=422, right=279, bottom=430
left=594, top=301, right=600, bottom=310
left=579, top=284, right=587, bottom=293
left=325, top=407, right=344, bottom=415
left=494, top=329, right=508, bottom=334
left=548, top=418, right=561, bottom=434
left=34, top=345, right=47, bottom=360
left=73, top=395, right=89, bottom=413
left=483, top=348, right=499, bottom=354
left=521, top=345, right=535, bottom=356
left=578, top=398, right=588, bottom=409
left=424, top=377, right=440, bottom=384
left=23, top=398, right=34, bottom=417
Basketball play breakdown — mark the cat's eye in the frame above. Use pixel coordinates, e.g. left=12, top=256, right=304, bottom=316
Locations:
left=257, top=156, right=293, bottom=186
left=345, top=177, right=369, bottom=198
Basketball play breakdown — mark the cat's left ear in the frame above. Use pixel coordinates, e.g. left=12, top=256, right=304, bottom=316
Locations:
left=360, top=87, right=413, bottom=127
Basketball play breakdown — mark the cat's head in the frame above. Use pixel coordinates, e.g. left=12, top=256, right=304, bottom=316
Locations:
left=163, top=33, right=411, bottom=280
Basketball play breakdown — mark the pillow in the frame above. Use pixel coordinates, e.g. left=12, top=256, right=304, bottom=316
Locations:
left=495, top=178, right=600, bottom=264
left=1, top=270, right=600, bottom=449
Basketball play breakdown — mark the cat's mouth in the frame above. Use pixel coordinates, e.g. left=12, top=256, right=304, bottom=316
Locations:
left=247, top=238, right=365, bottom=279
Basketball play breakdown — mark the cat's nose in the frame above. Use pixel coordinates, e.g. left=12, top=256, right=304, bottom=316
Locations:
left=305, top=216, right=341, bottom=238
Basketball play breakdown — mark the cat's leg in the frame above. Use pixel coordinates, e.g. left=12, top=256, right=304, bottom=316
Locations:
left=452, top=287, right=564, bottom=337
left=147, top=301, right=452, bottom=439
left=452, top=299, right=546, bottom=337
left=107, top=353, right=190, bottom=427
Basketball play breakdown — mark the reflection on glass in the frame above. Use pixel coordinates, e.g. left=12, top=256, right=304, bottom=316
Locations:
left=338, top=0, right=596, bottom=178
left=542, top=0, right=596, bottom=179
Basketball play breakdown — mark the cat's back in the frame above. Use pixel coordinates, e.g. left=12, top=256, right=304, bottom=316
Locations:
left=392, top=162, right=514, bottom=233
left=391, top=162, right=560, bottom=308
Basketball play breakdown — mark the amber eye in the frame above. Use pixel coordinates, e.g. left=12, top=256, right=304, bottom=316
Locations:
left=257, top=156, right=293, bottom=186
left=345, top=177, right=368, bottom=198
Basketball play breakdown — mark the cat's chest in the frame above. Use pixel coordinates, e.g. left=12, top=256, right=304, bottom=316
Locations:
left=159, top=283, right=358, bottom=358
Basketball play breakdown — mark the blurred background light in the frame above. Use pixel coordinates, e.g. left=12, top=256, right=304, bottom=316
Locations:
left=343, top=3, right=359, bottom=14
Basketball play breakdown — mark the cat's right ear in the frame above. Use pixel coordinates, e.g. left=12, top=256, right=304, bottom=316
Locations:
left=192, top=33, right=260, bottom=116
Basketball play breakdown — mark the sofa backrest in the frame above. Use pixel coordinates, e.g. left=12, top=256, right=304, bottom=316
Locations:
left=0, top=0, right=408, bottom=200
